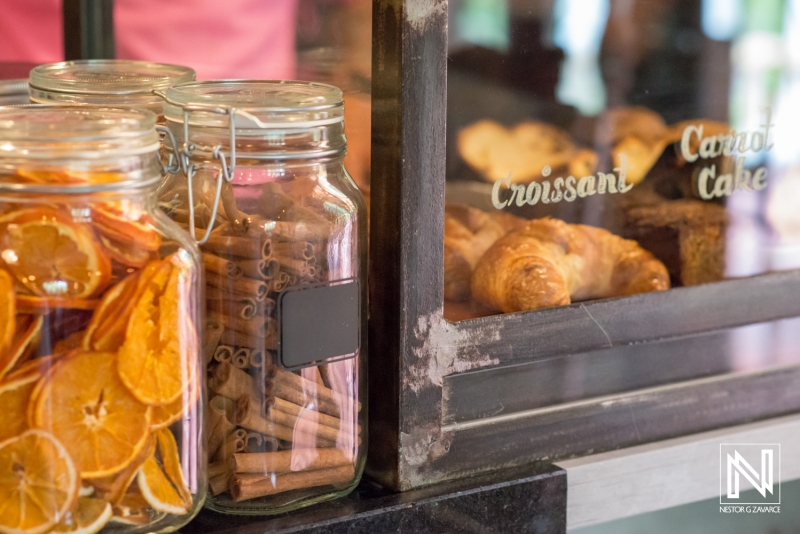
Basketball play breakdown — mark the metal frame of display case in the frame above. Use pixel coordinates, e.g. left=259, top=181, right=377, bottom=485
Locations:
left=367, top=0, right=800, bottom=491
left=63, top=0, right=115, bottom=60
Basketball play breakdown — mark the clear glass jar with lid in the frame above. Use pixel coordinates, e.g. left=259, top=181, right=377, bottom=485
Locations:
left=28, top=59, right=196, bottom=117
left=0, top=105, right=205, bottom=532
left=159, top=80, right=366, bottom=514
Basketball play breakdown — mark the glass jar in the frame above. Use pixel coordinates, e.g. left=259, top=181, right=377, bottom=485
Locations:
left=28, top=59, right=196, bottom=118
left=0, top=106, right=205, bottom=532
left=160, top=80, right=366, bottom=514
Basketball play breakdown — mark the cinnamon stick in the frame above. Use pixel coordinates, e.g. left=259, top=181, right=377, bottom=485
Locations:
left=213, top=345, right=234, bottom=363
left=220, top=328, right=278, bottom=351
left=203, top=319, right=225, bottom=365
left=318, top=365, right=332, bottom=389
left=270, top=397, right=342, bottom=433
left=203, top=253, right=243, bottom=280
left=273, top=367, right=348, bottom=417
left=220, top=181, right=250, bottom=233
left=274, top=256, right=310, bottom=277
left=230, top=465, right=355, bottom=502
left=209, top=472, right=232, bottom=496
left=202, top=235, right=269, bottom=260
left=243, top=431, right=279, bottom=453
left=237, top=259, right=279, bottom=281
left=249, top=349, right=268, bottom=369
left=265, top=220, right=330, bottom=243
left=273, top=241, right=314, bottom=260
left=232, top=348, right=251, bottom=369
left=266, top=401, right=339, bottom=442
left=206, top=273, right=268, bottom=301
left=212, top=428, right=246, bottom=463
left=209, top=362, right=262, bottom=401
left=271, top=272, right=290, bottom=293
left=232, top=449, right=350, bottom=474
left=234, top=395, right=335, bottom=446
left=312, top=367, right=325, bottom=387
left=208, top=461, right=229, bottom=479
left=207, top=396, right=236, bottom=456
left=208, top=297, right=260, bottom=320
left=210, top=312, right=276, bottom=338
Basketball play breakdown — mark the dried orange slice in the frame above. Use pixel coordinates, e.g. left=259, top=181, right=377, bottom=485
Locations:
left=0, top=372, right=38, bottom=442
left=53, top=497, right=112, bottom=534
left=82, top=271, right=141, bottom=352
left=98, top=234, right=153, bottom=268
left=14, top=169, right=85, bottom=185
left=14, top=170, right=125, bottom=186
left=32, top=351, right=151, bottom=479
left=137, top=454, right=189, bottom=515
left=7, top=353, right=63, bottom=384
left=0, top=429, right=79, bottom=534
left=109, top=492, right=151, bottom=526
left=0, top=271, right=15, bottom=353
left=155, top=428, right=192, bottom=507
left=16, top=296, right=100, bottom=313
left=0, top=315, right=44, bottom=381
left=91, top=436, right=155, bottom=506
left=0, top=208, right=111, bottom=299
left=118, top=257, right=197, bottom=406
left=150, top=371, right=199, bottom=430
left=53, top=331, right=86, bottom=354
left=92, top=206, right=161, bottom=251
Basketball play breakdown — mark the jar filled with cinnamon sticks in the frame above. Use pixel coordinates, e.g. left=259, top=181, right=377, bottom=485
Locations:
left=159, top=80, right=367, bottom=514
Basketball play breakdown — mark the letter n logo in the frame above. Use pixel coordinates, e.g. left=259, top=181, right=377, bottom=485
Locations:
left=720, top=444, right=780, bottom=505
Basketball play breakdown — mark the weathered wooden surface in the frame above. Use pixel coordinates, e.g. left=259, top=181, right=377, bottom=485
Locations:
left=368, top=0, right=448, bottom=490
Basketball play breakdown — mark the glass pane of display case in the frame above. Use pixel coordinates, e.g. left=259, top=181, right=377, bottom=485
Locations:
left=444, top=0, right=800, bottom=321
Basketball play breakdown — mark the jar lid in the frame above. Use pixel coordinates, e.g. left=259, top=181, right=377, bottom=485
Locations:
left=30, top=60, right=195, bottom=95
left=163, top=80, right=344, bottom=128
left=0, top=105, right=160, bottom=170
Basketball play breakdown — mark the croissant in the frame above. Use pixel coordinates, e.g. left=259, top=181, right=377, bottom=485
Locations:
left=471, top=218, right=670, bottom=312
left=444, top=204, right=524, bottom=301
left=457, top=120, right=597, bottom=183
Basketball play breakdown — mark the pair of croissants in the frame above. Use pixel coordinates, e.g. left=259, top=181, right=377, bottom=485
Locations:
left=445, top=205, right=670, bottom=313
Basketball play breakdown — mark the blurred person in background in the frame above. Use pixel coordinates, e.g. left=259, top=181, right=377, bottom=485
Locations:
left=0, top=0, right=299, bottom=79
left=0, top=0, right=371, bottom=192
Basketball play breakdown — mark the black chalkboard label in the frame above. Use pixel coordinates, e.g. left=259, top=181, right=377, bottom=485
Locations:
left=276, top=278, right=360, bottom=370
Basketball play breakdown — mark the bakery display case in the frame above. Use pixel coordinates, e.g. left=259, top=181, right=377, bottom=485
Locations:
left=367, top=0, right=800, bottom=491
left=8, top=0, right=800, bottom=529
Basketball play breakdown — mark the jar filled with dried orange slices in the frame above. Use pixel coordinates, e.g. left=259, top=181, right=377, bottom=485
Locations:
left=0, top=106, right=205, bottom=532
left=29, top=59, right=196, bottom=118
left=159, top=80, right=366, bottom=514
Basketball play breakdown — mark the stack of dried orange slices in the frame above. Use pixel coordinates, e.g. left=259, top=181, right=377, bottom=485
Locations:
left=0, top=187, right=200, bottom=534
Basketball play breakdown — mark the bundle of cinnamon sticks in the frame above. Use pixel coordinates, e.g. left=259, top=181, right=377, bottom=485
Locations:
left=163, top=176, right=360, bottom=502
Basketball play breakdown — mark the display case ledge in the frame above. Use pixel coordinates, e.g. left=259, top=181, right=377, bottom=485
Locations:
left=183, top=461, right=566, bottom=534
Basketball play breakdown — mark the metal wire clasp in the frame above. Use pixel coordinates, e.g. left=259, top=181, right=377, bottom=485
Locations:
left=154, top=89, right=243, bottom=245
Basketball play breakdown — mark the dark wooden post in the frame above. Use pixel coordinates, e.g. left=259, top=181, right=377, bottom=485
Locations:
left=63, top=0, right=115, bottom=60
left=367, top=0, right=448, bottom=490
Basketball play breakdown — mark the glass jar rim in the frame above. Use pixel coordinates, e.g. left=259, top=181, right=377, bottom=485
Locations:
left=0, top=105, right=162, bottom=192
left=164, top=79, right=344, bottom=129
left=29, top=59, right=196, bottom=96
